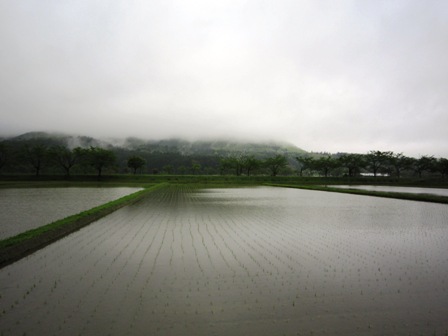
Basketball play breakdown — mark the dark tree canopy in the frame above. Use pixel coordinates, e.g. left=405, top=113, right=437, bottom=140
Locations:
left=389, top=153, right=413, bottom=178
left=23, top=144, right=48, bottom=176
left=219, top=156, right=244, bottom=176
left=436, top=158, right=448, bottom=178
left=313, top=156, right=337, bottom=177
left=413, top=156, right=436, bottom=178
left=49, top=146, right=83, bottom=177
left=296, top=156, right=313, bottom=176
left=191, top=161, right=202, bottom=175
left=264, top=155, right=288, bottom=176
left=162, top=164, right=174, bottom=174
left=84, top=147, right=116, bottom=177
left=338, top=154, right=366, bottom=177
left=242, top=155, right=261, bottom=176
left=127, top=156, right=146, bottom=174
left=0, top=143, right=7, bottom=171
left=1, top=133, right=447, bottom=179
left=365, top=150, right=393, bottom=177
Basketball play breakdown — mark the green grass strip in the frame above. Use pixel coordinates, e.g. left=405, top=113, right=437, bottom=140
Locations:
left=265, top=183, right=448, bottom=204
left=0, top=183, right=168, bottom=268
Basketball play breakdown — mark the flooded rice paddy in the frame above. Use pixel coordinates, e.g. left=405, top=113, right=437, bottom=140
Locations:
left=0, top=187, right=142, bottom=239
left=331, top=185, right=448, bottom=197
left=1, top=185, right=448, bottom=335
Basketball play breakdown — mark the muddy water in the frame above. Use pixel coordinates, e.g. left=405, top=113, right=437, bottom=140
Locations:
left=0, top=187, right=142, bottom=239
left=1, top=186, right=447, bottom=335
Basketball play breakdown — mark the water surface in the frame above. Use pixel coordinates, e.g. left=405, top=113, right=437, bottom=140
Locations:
left=1, top=186, right=447, bottom=335
left=331, top=184, right=448, bottom=196
left=0, top=187, right=142, bottom=239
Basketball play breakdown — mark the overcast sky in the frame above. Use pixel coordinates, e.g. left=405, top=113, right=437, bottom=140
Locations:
left=1, top=1, right=447, bottom=157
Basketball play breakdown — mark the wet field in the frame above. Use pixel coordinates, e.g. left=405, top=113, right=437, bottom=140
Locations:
left=0, top=187, right=142, bottom=239
left=1, top=185, right=448, bottom=335
left=331, top=185, right=448, bottom=197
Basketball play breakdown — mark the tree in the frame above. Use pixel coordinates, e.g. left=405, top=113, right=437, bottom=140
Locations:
left=49, top=146, right=83, bottom=177
left=338, top=154, right=365, bottom=177
left=264, top=155, right=288, bottom=176
left=413, top=156, right=436, bottom=178
left=127, top=156, right=146, bottom=174
left=296, top=156, right=315, bottom=176
left=85, top=147, right=116, bottom=177
left=23, top=144, right=48, bottom=176
left=219, top=156, right=244, bottom=176
left=389, top=153, right=413, bottom=179
left=178, top=165, right=187, bottom=175
left=241, top=155, right=261, bottom=176
left=162, top=164, right=174, bottom=174
left=314, top=156, right=337, bottom=177
left=435, top=158, right=448, bottom=178
left=365, top=150, right=393, bottom=177
left=0, top=142, right=7, bottom=172
left=191, top=161, right=201, bottom=175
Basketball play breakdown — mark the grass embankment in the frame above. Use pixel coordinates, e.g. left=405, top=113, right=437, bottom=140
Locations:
left=0, top=183, right=168, bottom=269
left=266, top=184, right=448, bottom=204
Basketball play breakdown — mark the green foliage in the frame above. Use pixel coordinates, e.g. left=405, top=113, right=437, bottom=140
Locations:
left=242, top=155, right=261, bottom=176
left=127, top=156, right=146, bottom=174
left=264, top=155, right=288, bottom=176
left=338, top=154, right=366, bottom=177
left=219, top=155, right=245, bottom=176
left=0, top=142, right=7, bottom=171
left=83, top=147, right=116, bottom=177
left=296, top=156, right=314, bottom=176
left=436, top=158, right=448, bottom=178
left=313, top=156, right=338, bottom=177
left=1, top=132, right=448, bottom=179
left=413, top=156, right=436, bottom=178
left=191, top=161, right=202, bottom=175
left=365, top=150, right=394, bottom=177
left=389, top=153, right=414, bottom=178
left=49, top=146, right=83, bottom=177
left=23, top=144, right=49, bottom=176
left=162, top=164, right=174, bottom=174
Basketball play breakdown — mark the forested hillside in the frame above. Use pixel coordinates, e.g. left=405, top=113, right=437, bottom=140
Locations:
left=1, top=132, right=447, bottom=178
left=0, top=132, right=305, bottom=176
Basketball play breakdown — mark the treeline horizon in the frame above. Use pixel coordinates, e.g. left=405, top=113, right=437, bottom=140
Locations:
left=0, top=133, right=447, bottom=179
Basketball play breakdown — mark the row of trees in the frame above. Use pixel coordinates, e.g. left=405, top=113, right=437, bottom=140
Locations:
left=219, top=154, right=288, bottom=176
left=0, top=144, right=116, bottom=177
left=1, top=141, right=447, bottom=178
left=0, top=142, right=290, bottom=177
left=296, top=151, right=448, bottom=178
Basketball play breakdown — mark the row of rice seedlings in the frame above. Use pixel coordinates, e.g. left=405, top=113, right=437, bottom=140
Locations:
left=2, top=185, right=448, bottom=335
left=179, top=187, right=448, bottom=333
left=1, top=189, right=168, bottom=335
left=79, top=214, right=167, bottom=334
left=0, top=209, right=129, bottom=333
left=75, top=190, right=174, bottom=334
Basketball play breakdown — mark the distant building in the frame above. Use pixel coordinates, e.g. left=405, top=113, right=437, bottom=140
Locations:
left=360, top=173, right=390, bottom=177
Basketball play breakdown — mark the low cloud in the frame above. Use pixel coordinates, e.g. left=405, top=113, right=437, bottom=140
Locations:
left=1, top=0, right=447, bottom=157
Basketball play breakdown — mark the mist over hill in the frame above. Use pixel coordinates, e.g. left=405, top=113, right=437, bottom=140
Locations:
left=0, top=131, right=308, bottom=175
left=3, top=131, right=447, bottom=178
left=6, top=132, right=307, bottom=158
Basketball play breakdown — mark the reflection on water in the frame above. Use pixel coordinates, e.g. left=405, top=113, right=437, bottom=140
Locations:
left=1, top=186, right=447, bottom=335
left=0, top=187, right=142, bottom=239
left=331, top=185, right=448, bottom=196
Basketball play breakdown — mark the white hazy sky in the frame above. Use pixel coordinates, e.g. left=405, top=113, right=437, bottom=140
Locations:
left=1, top=0, right=447, bottom=157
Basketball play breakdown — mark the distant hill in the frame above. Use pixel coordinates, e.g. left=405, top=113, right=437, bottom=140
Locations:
left=7, top=132, right=307, bottom=158
left=121, top=138, right=306, bottom=158
left=11, top=132, right=106, bottom=149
